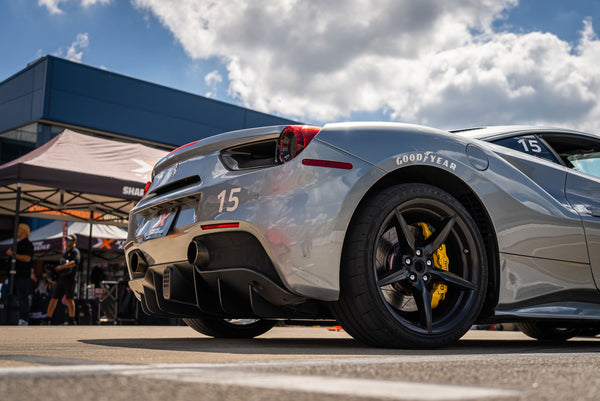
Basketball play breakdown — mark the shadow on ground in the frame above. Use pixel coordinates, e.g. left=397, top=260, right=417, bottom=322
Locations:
left=79, top=336, right=600, bottom=356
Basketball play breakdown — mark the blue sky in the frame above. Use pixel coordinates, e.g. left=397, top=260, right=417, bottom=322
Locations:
left=3, top=1, right=600, bottom=132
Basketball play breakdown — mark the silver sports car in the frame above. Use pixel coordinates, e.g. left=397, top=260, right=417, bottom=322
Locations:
left=125, top=123, right=600, bottom=347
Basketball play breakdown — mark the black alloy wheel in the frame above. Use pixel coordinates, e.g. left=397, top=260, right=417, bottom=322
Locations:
left=332, top=183, right=488, bottom=348
left=183, top=316, right=277, bottom=338
left=516, top=322, right=582, bottom=342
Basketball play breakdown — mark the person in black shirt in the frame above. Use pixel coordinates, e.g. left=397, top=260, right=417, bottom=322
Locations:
left=6, top=223, right=35, bottom=325
left=46, top=234, right=80, bottom=325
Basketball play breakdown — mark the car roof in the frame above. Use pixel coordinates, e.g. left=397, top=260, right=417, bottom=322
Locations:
left=450, top=126, right=600, bottom=142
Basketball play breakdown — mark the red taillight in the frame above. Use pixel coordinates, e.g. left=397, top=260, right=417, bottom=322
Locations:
left=302, top=158, right=353, bottom=170
left=143, top=181, right=152, bottom=195
left=167, top=140, right=199, bottom=157
left=201, top=222, right=240, bottom=230
left=277, top=125, right=321, bottom=163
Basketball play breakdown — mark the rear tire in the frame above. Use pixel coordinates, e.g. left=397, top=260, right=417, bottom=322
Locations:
left=183, top=317, right=276, bottom=338
left=332, top=183, right=488, bottom=348
left=516, top=322, right=581, bottom=341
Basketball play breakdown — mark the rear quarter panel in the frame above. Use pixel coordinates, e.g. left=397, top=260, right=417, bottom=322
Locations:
left=317, top=123, right=596, bottom=305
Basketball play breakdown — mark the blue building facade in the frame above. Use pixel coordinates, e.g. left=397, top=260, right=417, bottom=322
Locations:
left=0, top=55, right=298, bottom=164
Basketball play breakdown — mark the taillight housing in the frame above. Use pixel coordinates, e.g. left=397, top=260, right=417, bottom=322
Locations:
left=276, top=125, right=321, bottom=163
left=143, top=181, right=152, bottom=195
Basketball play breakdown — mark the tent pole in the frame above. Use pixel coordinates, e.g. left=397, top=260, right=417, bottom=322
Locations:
left=8, top=183, right=22, bottom=296
left=86, top=220, right=93, bottom=299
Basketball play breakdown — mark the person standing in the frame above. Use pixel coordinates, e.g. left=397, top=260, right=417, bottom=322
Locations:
left=6, top=223, right=35, bottom=325
left=45, top=234, right=80, bottom=325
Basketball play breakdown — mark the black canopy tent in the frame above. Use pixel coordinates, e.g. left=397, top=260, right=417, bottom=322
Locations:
left=0, top=129, right=168, bottom=226
left=0, top=129, right=167, bottom=298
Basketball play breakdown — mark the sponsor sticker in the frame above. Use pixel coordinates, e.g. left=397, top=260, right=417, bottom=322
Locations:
left=122, top=186, right=145, bottom=197
left=143, top=211, right=177, bottom=240
left=396, top=151, right=457, bottom=171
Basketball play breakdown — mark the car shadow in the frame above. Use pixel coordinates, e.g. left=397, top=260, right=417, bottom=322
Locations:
left=79, top=336, right=600, bottom=356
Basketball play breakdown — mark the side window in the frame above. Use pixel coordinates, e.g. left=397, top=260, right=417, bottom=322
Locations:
left=541, top=134, right=600, bottom=179
left=493, top=135, right=559, bottom=164
left=567, top=152, right=600, bottom=178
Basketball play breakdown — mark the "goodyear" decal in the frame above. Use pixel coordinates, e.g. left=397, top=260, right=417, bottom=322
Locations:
left=396, top=152, right=457, bottom=171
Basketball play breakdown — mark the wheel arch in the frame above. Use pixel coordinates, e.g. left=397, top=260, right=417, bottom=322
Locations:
left=344, top=165, right=499, bottom=320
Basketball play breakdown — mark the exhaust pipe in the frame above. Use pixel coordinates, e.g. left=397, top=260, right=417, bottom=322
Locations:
left=187, top=239, right=209, bottom=267
left=130, top=251, right=147, bottom=274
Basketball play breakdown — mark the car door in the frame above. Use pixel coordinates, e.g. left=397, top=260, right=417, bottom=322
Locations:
left=541, top=133, right=600, bottom=290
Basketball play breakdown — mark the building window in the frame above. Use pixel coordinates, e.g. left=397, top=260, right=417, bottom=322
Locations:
left=0, top=123, right=38, bottom=164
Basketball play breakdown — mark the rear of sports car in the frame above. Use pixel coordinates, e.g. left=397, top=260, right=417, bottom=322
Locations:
left=125, top=125, right=369, bottom=336
left=126, top=122, right=600, bottom=346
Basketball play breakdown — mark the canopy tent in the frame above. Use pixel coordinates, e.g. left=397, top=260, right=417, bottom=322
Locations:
left=0, top=129, right=168, bottom=302
left=0, top=129, right=168, bottom=227
left=0, top=221, right=127, bottom=261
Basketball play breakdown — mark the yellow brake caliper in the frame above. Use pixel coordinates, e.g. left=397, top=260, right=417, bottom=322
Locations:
left=414, top=222, right=449, bottom=308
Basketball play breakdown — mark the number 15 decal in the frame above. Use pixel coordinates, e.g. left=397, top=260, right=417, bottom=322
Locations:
left=517, top=138, right=542, bottom=153
left=217, top=188, right=241, bottom=212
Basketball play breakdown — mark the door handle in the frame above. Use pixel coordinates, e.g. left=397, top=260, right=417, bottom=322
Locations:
left=588, top=207, right=600, bottom=217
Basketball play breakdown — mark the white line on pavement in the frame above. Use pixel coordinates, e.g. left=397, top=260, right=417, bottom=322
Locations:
left=0, top=355, right=530, bottom=400
left=125, top=368, right=519, bottom=400
left=0, top=351, right=595, bottom=378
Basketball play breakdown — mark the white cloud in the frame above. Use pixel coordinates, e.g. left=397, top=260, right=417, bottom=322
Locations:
left=204, top=70, right=223, bottom=86
left=67, top=33, right=89, bottom=62
left=38, top=0, right=66, bottom=14
left=81, top=0, right=111, bottom=7
left=133, top=0, right=600, bottom=132
left=54, top=33, right=89, bottom=63
left=38, top=0, right=111, bottom=14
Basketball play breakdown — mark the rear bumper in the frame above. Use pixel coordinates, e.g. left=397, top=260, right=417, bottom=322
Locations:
left=129, top=263, right=318, bottom=319
left=127, top=228, right=327, bottom=319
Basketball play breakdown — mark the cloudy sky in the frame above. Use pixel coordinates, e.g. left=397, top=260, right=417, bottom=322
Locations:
left=3, top=1, right=600, bottom=132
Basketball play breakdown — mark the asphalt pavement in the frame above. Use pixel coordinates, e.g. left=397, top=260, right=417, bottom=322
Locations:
left=1, top=325, right=599, bottom=401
